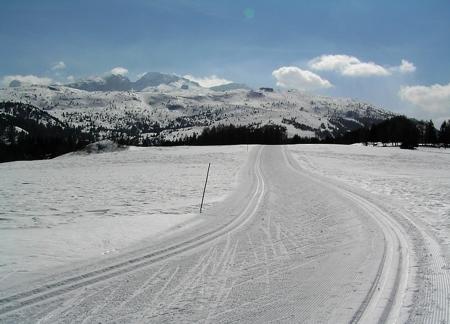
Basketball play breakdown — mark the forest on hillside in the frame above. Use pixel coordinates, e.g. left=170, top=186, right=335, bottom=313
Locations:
left=2, top=101, right=450, bottom=162
left=0, top=102, right=92, bottom=162
left=331, top=116, right=450, bottom=148
left=162, top=116, right=450, bottom=149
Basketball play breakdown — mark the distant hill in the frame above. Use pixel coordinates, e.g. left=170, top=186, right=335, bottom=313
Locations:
left=133, top=72, right=199, bottom=91
left=67, top=72, right=200, bottom=92
left=0, top=101, right=91, bottom=162
left=0, top=85, right=395, bottom=147
left=67, top=74, right=131, bottom=92
left=210, top=83, right=252, bottom=91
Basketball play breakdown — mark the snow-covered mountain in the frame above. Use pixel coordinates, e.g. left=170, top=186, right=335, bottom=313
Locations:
left=67, top=74, right=132, bottom=92
left=67, top=72, right=201, bottom=92
left=0, top=82, right=394, bottom=143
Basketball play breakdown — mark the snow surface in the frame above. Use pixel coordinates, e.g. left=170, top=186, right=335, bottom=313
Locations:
left=1, top=145, right=449, bottom=323
left=287, top=145, right=450, bottom=249
left=0, top=145, right=248, bottom=279
left=288, top=144, right=450, bottom=323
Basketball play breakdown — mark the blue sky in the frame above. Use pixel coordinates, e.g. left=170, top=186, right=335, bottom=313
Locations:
left=1, top=0, right=450, bottom=123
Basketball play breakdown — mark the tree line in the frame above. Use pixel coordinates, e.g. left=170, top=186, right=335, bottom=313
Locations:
left=161, top=124, right=288, bottom=146
left=331, top=116, right=450, bottom=148
left=159, top=117, right=450, bottom=149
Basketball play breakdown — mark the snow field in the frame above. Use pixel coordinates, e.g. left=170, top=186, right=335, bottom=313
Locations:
left=0, top=145, right=249, bottom=280
left=287, top=145, right=450, bottom=247
left=1, top=144, right=449, bottom=323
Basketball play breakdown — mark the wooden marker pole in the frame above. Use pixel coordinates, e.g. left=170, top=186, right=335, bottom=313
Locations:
left=200, top=163, right=211, bottom=213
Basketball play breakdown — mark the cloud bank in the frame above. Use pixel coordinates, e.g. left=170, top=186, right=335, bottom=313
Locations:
left=272, top=66, right=332, bottom=90
left=399, top=83, right=450, bottom=115
left=2, top=75, right=53, bottom=86
left=184, top=74, right=232, bottom=88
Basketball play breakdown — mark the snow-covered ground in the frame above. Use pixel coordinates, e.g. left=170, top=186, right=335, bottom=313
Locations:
left=1, top=144, right=449, bottom=323
left=288, top=144, right=450, bottom=323
left=0, top=145, right=249, bottom=279
left=287, top=144, right=450, bottom=249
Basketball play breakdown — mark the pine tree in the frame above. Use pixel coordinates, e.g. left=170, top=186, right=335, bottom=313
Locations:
left=424, top=120, right=437, bottom=145
left=440, top=120, right=450, bottom=146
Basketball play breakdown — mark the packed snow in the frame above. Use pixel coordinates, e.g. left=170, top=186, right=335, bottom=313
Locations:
left=0, top=145, right=249, bottom=280
left=287, top=144, right=450, bottom=249
left=287, top=144, right=450, bottom=323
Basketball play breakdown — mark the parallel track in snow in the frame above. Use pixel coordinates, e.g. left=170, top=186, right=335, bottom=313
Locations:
left=282, top=146, right=410, bottom=323
left=0, top=147, right=266, bottom=317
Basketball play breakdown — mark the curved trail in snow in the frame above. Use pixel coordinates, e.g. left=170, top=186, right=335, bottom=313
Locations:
left=286, top=145, right=450, bottom=324
left=282, top=146, right=411, bottom=323
left=2, top=145, right=446, bottom=323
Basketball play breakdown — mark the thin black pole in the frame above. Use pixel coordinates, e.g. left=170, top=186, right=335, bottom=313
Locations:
left=200, top=163, right=211, bottom=213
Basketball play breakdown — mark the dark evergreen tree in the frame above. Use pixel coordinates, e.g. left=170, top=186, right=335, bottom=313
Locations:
left=424, top=120, right=437, bottom=145
left=440, top=120, right=450, bottom=146
left=332, top=115, right=419, bottom=148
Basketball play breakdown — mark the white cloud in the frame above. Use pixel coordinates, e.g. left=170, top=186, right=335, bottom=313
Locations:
left=272, top=66, right=332, bottom=91
left=51, top=61, right=66, bottom=70
left=183, top=74, right=232, bottom=88
left=66, top=75, right=75, bottom=82
left=110, top=67, right=128, bottom=76
left=309, top=55, right=359, bottom=72
left=309, top=54, right=391, bottom=77
left=399, top=83, right=450, bottom=115
left=342, top=62, right=391, bottom=77
left=396, top=59, right=416, bottom=73
left=2, top=75, right=53, bottom=86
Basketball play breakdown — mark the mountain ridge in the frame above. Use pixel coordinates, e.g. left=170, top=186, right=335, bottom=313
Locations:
left=66, top=72, right=203, bottom=92
left=0, top=83, right=395, bottom=145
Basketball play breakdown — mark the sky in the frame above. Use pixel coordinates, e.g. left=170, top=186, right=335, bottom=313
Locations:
left=1, top=0, right=450, bottom=124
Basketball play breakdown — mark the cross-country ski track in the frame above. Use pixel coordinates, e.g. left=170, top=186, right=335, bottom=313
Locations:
left=0, top=145, right=449, bottom=323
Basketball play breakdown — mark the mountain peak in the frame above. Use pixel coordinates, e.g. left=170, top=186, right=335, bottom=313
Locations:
left=134, top=72, right=181, bottom=90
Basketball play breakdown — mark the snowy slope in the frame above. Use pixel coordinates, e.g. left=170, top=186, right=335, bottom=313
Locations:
left=0, top=84, right=394, bottom=142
